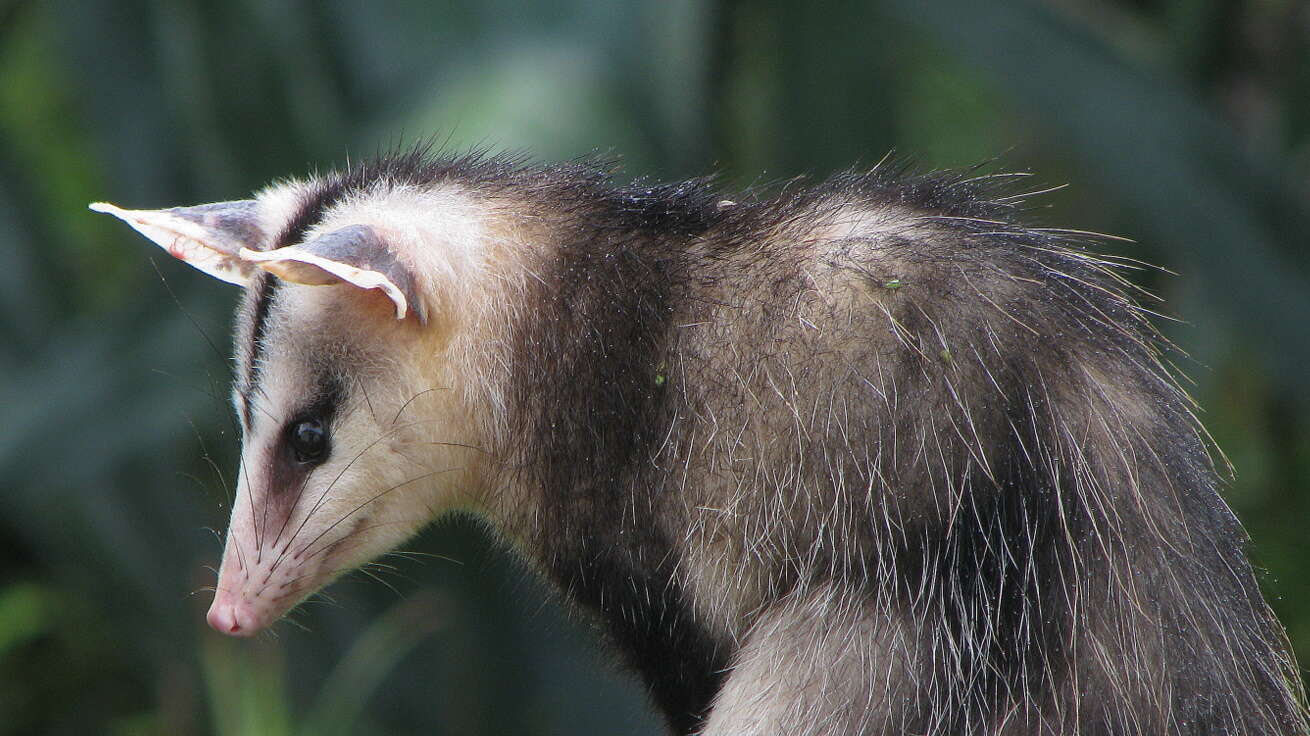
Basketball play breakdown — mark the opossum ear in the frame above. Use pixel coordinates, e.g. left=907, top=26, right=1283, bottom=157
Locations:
left=239, top=225, right=426, bottom=323
left=88, top=200, right=263, bottom=286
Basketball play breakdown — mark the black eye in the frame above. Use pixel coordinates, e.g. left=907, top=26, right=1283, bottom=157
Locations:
left=288, top=418, right=328, bottom=463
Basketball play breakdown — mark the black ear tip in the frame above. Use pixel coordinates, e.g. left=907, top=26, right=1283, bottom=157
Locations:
left=410, top=298, right=429, bottom=325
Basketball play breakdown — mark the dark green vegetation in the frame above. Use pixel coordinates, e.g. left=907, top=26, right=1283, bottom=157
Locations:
left=1, top=1, right=1307, bottom=733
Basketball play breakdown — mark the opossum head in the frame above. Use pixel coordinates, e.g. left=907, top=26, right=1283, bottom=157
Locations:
left=91, top=183, right=490, bottom=636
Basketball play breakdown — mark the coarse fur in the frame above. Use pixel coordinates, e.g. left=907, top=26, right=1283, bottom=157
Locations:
left=104, top=149, right=1308, bottom=735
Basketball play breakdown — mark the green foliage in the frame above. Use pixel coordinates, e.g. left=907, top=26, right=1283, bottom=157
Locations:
left=199, top=594, right=442, bottom=736
left=1, top=0, right=1306, bottom=733
left=0, top=582, right=53, bottom=659
left=203, top=640, right=294, bottom=736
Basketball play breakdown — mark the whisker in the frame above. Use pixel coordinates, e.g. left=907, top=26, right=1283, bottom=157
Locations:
left=235, top=438, right=264, bottom=562
left=390, top=386, right=449, bottom=426
left=228, top=520, right=248, bottom=575
left=280, top=420, right=449, bottom=555
left=175, top=471, right=212, bottom=494
left=357, top=375, right=379, bottom=425
left=267, top=567, right=359, bottom=602
left=294, top=469, right=453, bottom=561
left=269, top=462, right=320, bottom=555
left=296, top=518, right=439, bottom=567
left=200, top=457, right=233, bottom=507
left=277, top=615, right=312, bottom=634
left=385, top=550, right=464, bottom=565
left=291, top=598, right=342, bottom=610
left=280, top=434, right=394, bottom=556
left=423, top=440, right=494, bottom=456
left=148, top=257, right=233, bottom=380
left=364, top=562, right=418, bottom=589
left=238, top=382, right=279, bottom=427
left=359, top=566, right=405, bottom=600
left=149, top=368, right=227, bottom=405
left=185, top=415, right=233, bottom=506
left=291, top=589, right=342, bottom=609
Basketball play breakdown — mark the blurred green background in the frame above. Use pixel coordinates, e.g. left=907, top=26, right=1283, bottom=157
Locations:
left=1, top=0, right=1308, bottom=733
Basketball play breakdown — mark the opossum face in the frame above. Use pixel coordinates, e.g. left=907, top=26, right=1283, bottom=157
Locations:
left=213, top=283, right=465, bottom=636
left=91, top=186, right=485, bottom=635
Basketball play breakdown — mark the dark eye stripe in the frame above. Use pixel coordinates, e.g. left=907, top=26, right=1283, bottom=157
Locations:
left=283, top=371, right=346, bottom=460
left=266, top=373, right=347, bottom=496
left=303, top=371, right=347, bottom=423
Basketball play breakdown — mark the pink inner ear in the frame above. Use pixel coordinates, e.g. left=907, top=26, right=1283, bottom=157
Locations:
left=249, top=258, right=342, bottom=286
left=239, top=246, right=415, bottom=321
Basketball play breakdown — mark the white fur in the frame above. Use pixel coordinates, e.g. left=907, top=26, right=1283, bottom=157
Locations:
left=211, top=179, right=520, bottom=633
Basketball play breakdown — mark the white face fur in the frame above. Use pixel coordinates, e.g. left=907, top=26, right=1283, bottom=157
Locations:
left=92, top=182, right=491, bottom=635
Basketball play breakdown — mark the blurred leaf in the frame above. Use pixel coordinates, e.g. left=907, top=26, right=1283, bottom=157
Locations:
left=300, top=593, right=445, bottom=736
left=879, top=0, right=1310, bottom=402
left=386, top=41, right=651, bottom=164
left=0, top=582, right=52, bottom=659
left=202, top=638, right=293, bottom=736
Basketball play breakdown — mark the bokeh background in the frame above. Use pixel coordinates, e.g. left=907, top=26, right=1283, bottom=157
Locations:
left=2, top=0, right=1308, bottom=733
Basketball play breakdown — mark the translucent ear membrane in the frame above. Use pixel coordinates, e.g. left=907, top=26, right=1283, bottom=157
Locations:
left=240, top=225, right=426, bottom=323
left=94, top=201, right=425, bottom=323
left=89, top=200, right=263, bottom=286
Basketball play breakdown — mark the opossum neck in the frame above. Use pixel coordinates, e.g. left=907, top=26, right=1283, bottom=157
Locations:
left=490, top=214, right=731, bottom=733
left=544, top=514, right=728, bottom=734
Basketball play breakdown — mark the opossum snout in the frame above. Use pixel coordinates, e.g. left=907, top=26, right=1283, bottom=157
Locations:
left=204, top=526, right=342, bottom=638
left=206, top=595, right=256, bottom=637
left=204, top=489, right=366, bottom=637
left=205, top=539, right=304, bottom=638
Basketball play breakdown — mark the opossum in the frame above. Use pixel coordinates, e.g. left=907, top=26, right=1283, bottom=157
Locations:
left=92, top=150, right=1308, bottom=735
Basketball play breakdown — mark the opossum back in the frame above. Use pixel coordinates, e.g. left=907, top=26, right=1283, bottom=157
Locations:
left=655, top=171, right=1304, bottom=732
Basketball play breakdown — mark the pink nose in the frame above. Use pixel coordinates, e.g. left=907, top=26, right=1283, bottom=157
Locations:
left=207, top=598, right=255, bottom=637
